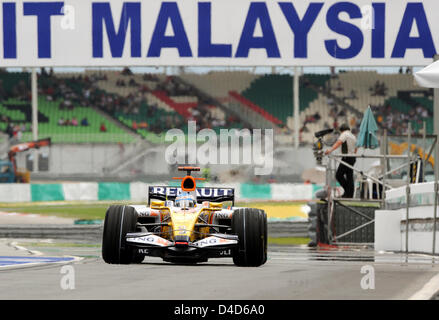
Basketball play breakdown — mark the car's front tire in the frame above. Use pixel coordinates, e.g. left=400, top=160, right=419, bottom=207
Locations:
left=102, top=205, right=141, bottom=264
left=232, top=208, right=267, bottom=267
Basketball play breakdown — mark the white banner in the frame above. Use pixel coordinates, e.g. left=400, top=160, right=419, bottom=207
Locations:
left=62, top=182, right=98, bottom=201
left=0, top=183, right=31, bottom=202
left=129, top=182, right=148, bottom=202
left=271, top=183, right=313, bottom=201
left=0, top=0, right=438, bottom=67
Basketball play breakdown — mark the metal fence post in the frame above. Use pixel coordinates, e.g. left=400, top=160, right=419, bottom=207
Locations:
left=382, top=130, right=387, bottom=209
left=433, top=180, right=437, bottom=257
left=406, top=123, right=412, bottom=255
left=433, top=138, right=438, bottom=259
left=31, top=68, right=39, bottom=173
left=422, top=121, right=426, bottom=182
left=327, top=156, right=333, bottom=244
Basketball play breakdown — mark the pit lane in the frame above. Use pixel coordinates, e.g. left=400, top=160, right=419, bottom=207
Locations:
left=0, top=238, right=438, bottom=300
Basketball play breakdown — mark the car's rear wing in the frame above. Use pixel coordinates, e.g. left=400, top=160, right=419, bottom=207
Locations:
left=148, top=186, right=235, bottom=205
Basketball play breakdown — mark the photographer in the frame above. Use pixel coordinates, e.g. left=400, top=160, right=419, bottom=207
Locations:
left=324, top=124, right=357, bottom=198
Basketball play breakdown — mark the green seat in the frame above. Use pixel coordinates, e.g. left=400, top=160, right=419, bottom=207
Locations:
left=241, top=74, right=320, bottom=124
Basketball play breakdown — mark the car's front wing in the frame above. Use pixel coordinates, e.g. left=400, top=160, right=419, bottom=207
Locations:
left=125, top=232, right=238, bottom=260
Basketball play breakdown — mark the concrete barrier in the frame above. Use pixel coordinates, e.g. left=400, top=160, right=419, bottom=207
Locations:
left=268, top=221, right=309, bottom=238
left=0, top=221, right=307, bottom=240
left=0, top=182, right=322, bottom=203
left=376, top=182, right=439, bottom=254
left=0, top=225, right=103, bottom=241
left=0, top=184, right=31, bottom=202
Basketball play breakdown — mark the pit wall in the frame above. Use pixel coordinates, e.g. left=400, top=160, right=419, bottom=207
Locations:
left=375, top=181, right=439, bottom=254
left=0, top=182, right=324, bottom=203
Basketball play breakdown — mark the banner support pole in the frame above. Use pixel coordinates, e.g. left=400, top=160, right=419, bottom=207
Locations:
left=31, top=68, right=39, bottom=173
left=293, top=66, right=300, bottom=149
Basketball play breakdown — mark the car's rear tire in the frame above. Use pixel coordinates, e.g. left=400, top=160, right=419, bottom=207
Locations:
left=102, top=205, right=140, bottom=264
left=232, top=208, right=267, bottom=267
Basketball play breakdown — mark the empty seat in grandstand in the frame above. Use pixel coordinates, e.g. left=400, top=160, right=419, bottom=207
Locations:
left=304, top=74, right=331, bottom=89
left=179, top=71, right=259, bottom=99
left=241, top=74, right=318, bottom=124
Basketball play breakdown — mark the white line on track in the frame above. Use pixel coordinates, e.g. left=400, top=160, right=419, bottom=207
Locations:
left=409, top=272, right=439, bottom=300
left=0, top=241, right=83, bottom=270
left=9, top=241, right=43, bottom=256
left=0, top=257, right=83, bottom=270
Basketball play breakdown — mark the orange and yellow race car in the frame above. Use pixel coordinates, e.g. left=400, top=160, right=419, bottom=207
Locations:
left=102, top=166, right=267, bottom=267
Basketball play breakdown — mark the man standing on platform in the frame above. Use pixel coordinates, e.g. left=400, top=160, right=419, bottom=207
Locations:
left=324, top=124, right=358, bottom=198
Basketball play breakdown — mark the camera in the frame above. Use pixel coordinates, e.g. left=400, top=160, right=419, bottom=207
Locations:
left=314, top=128, right=334, bottom=138
left=313, top=129, right=334, bottom=165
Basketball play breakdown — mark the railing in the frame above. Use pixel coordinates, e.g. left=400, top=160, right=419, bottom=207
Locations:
left=324, top=126, right=438, bottom=256
left=326, top=153, right=412, bottom=246
left=21, top=132, right=137, bottom=144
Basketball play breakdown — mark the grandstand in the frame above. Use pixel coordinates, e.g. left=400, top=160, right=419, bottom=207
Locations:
left=325, top=71, right=432, bottom=135
left=0, top=69, right=434, bottom=146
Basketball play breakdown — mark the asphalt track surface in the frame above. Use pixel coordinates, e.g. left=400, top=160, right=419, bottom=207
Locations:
left=1, top=239, right=439, bottom=300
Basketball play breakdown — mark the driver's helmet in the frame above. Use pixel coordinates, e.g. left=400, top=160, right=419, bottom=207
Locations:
left=175, top=191, right=196, bottom=208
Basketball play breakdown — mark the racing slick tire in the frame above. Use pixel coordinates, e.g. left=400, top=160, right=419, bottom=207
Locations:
left=102, top=205, right=142, bottom=264
left=232, top=208, right=267, bottom=267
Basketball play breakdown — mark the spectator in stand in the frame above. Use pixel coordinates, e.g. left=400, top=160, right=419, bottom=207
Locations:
left=300, top=124, right=309, bottom=133
left=336, top=81, right=343, bottom=91
left=121, top=67, right=133, bottom=76
left=329, top=105, right=338, bottom=118
left=66, top=99, right=74, bottom=110
left=376, top=115, right=383, bottom=125
left=330, top=66, right=336, bottom=78
left=348, top=89, right=357, bottom=99
left=304, top=115, right=315, bottom=125
left=370, top=81, right=378, bottom=95
left=370, top=81, right=387, bottom=96
left=422, top=108, right=429, bottom=118
left=129, top=78, right=138, bottom=87
left=71, top=117, right=78, bottom=126
left=58, top=117, right=65, bottom=126
left=313, top=112, right=321, bottom=121
left=41, top=67, right=48, bottom=77
left=12, top=80, right=28, bottom=100
left=15, top=125, right=22, bottom=141
left=81, top=117, right=89, bottom=126
left=116, top=79, right=126, bottom=87
left=0, top=80, right=6, bottom=100
left=143, top=73, right=159, bottom=82
left=139, top=122, right=148, bottom=129
left=337, top=108, right=346, bottom=117
left=6, top=122, right=14, bottom=138
left=84, top=88, right=90, bottom=99
left=100, top=122, right=107, bottom=132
